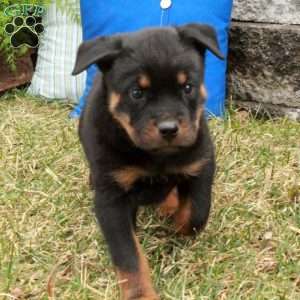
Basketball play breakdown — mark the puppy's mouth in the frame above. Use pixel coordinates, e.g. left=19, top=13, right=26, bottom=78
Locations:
left=141, top=138, right=196, bottom=154
left=133, top=117, right=199, bottom=153
left=149, top=145, right=182, bottom=154
left=135, top=130, right=198, bottom=154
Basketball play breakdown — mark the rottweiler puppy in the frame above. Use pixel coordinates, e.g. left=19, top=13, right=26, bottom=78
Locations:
left=72, top=23, right=223, bottom=300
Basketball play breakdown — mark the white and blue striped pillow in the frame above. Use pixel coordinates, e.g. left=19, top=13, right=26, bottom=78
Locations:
left=27, top=1, right=85, bottom=102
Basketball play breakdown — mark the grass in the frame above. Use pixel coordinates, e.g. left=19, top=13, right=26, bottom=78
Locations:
left=0, top=93, right=299, bottom=300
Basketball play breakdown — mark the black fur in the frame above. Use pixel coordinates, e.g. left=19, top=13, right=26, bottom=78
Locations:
left=73, top=24, right=222, bottom=297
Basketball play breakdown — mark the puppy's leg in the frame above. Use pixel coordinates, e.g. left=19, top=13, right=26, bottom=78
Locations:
left=95, top=191, right=159, bottom=300
left=175, top=161, right=214, bottom=235
left=157, top=188, right=179, bottom=217
left=117, top=234, right=158, bottom=300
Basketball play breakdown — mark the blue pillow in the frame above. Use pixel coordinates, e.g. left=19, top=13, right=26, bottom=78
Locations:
left=70, top=0, right=233, bottom=118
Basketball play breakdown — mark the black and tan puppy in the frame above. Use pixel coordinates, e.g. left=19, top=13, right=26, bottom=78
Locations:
left=72, top=23, right=223, bottom=300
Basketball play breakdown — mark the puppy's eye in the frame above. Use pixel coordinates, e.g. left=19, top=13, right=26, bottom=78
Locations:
left=130, top=87, right=144, bottom=99
left=182, top=83, right=193, bottom=95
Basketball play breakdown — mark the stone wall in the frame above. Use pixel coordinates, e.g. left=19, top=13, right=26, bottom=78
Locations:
left=232, top=0, right=300, bottom=25
left=228, top=0, right=300, bottom=120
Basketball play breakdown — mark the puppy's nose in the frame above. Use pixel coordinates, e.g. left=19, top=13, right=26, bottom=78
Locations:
left=158, top=121, right=179, bottom=139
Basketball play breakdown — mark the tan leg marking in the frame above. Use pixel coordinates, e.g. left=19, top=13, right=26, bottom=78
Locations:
left=157, top=188, right=179, bottom=217
left=117, top=233, right=159, bottom=300
left=174, top=198, right=193, bottom=235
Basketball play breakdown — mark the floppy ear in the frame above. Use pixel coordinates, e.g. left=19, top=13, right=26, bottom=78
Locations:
left=177, top=23, right=224, bottom=60
left=72, top=36, right=122, bottom=75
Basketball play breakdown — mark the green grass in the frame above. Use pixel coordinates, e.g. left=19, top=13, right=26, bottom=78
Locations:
left=0, top=94, right=300, bottom=300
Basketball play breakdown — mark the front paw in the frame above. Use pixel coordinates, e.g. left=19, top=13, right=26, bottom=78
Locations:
left=124, top=288, right=159, bottom=300
left=135, top=297, right=159, bottom=300
left=127, top=295, right=159, bottom=300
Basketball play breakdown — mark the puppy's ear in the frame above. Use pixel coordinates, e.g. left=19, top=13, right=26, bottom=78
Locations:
left=72, top=36, right=122, bottom=75
left=177, top=23, right=224, bottom=59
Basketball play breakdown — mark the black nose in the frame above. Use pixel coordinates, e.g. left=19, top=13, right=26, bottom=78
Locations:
left=158, top=121, right=179, bottom=139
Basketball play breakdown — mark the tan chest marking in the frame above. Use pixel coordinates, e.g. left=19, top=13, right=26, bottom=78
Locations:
left=111, top=166, right=150, bottom=191
left=111, top=159, right=208, bottom=190
left=169, top=159, right=209, bottom=177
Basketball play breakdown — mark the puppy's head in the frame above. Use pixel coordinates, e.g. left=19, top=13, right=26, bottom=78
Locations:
left=73, top=24, right=223, bottom=154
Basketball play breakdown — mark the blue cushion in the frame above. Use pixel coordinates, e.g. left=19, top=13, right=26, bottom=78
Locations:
left=70, top=0, right=233, bottom=118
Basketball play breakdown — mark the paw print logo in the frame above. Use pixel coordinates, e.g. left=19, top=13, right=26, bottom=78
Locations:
left=4, top=16, right=44, bottom=48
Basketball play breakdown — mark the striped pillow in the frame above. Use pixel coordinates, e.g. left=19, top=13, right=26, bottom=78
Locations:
left=27, top=1, right=85, bottom=102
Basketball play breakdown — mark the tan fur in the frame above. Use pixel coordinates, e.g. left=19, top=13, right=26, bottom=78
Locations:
left=177, top=71, right=187, bottom=85
left=174, top=199, right=192, bottom=235
left=109, top=91, right=121, bottom=112
left=117, top=233, right=159, bottom=300
left=200, top=84, right=207, bottom=99
left=169, top=159, right=209, bottom=177
left=157, top=188, right=179, bottom=217
left=109, top=92, right=138, bottom=145
left=112, top=159, right=208, bottom=191
left=195, top=105, right=204, bottom=130
left=111, top=167, right=150, bottom=191
left=138, top=74, right=151, bottom=89
left=142, top=120, right=160, bottom=145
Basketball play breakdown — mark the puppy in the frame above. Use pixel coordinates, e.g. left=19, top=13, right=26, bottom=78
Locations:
left=72, top=24, right=223, bottom=300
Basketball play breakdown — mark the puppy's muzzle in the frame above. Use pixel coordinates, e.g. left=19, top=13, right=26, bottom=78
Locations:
left=158, top=120, right=179, bottom=140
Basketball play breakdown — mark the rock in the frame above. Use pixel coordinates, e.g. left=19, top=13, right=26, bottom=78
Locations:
left=233, top=0, right=300, bottom=25
left=0, top=50, right=34, bottom=93
left=228, top=22, right=300, bottom=120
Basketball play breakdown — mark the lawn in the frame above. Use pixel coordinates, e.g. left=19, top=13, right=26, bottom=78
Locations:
left=0, top=94, right=299, bottom=300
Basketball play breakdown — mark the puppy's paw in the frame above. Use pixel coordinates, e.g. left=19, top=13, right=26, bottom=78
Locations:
left=134, top=297, right=159, bottom=300
left=119, top=276, right=159, bottom=300
left=127, top=295, right=159, bottom=300
left=157, top=188, right=179, bottom=217
left=125, top=290, right=159, bottom=300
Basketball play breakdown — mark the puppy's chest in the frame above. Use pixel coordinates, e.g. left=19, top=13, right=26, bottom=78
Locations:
left=110, top=158, right=209, bottom=191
